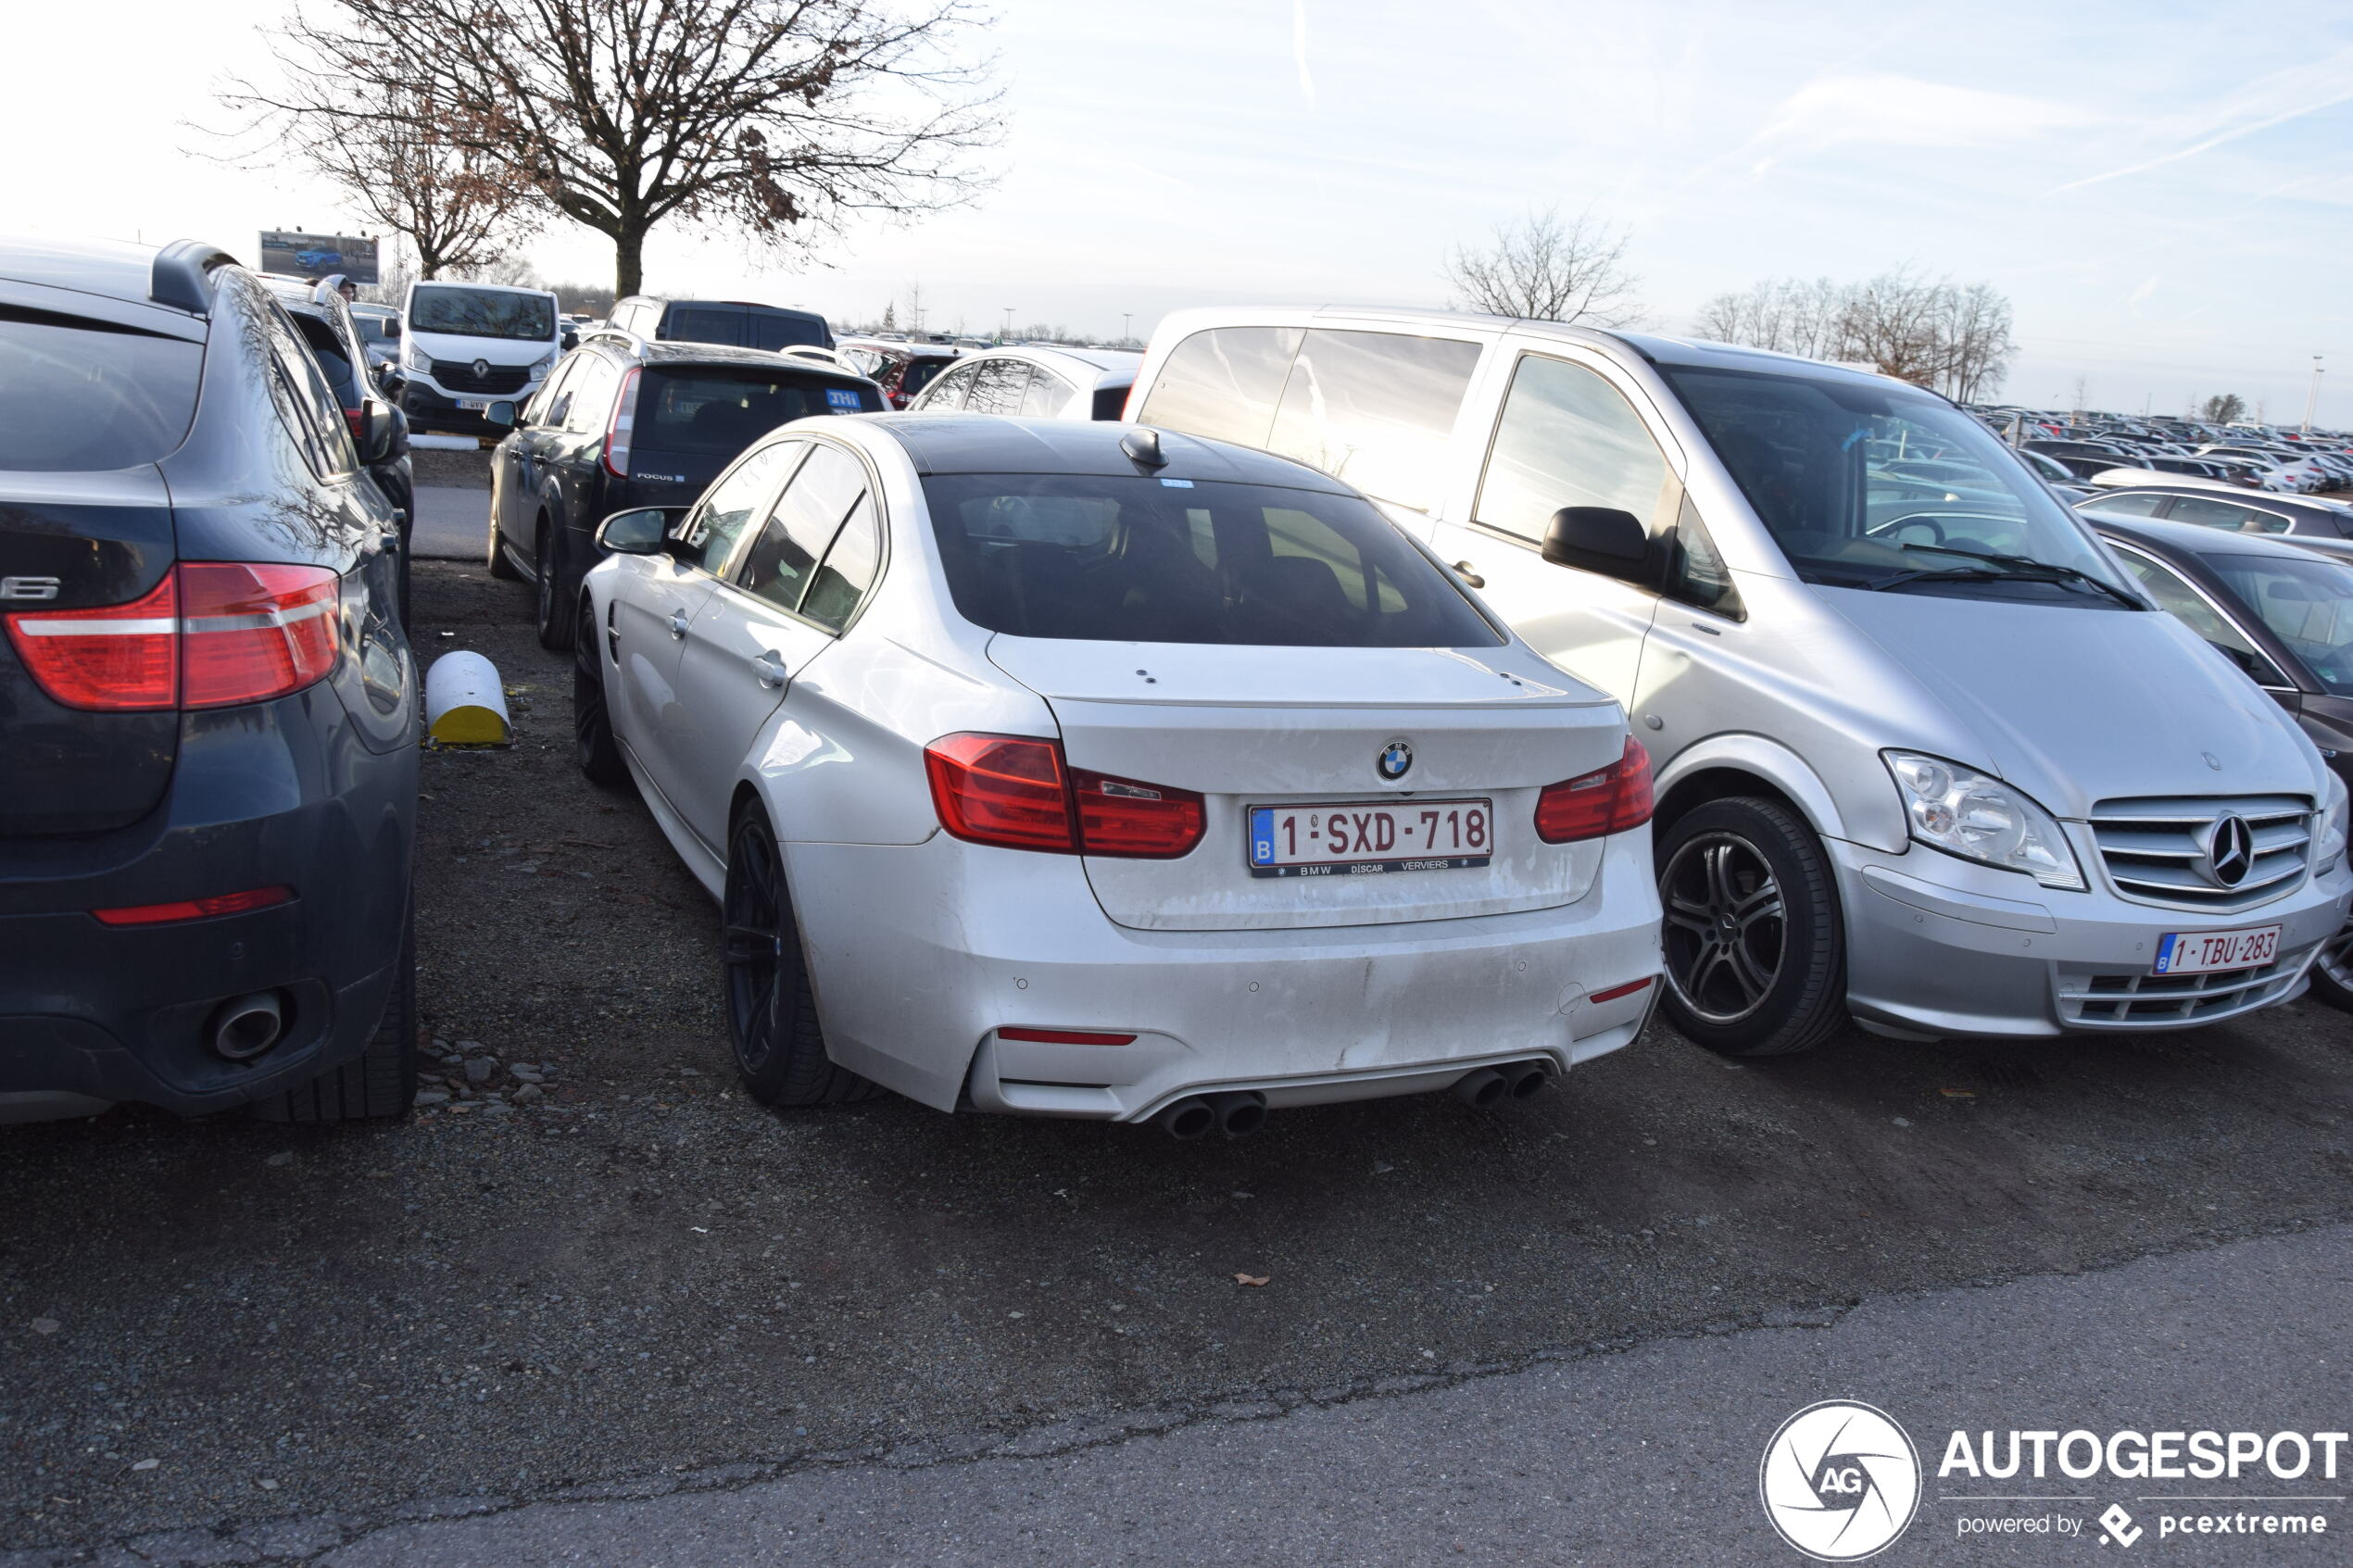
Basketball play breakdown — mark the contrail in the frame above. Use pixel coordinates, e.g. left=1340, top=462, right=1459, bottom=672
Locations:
left=1293, top=0, right=1316, bottom=107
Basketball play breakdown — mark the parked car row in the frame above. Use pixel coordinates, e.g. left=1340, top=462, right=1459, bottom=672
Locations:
left=7, top=233, right=2350, bottom=1135
left=1977, top=405, right=2353, bottom=495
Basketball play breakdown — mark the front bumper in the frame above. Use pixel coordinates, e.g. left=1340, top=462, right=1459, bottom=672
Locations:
left=784, top=828, right=1664, bottom=1120
left=400, top=373, right=541, bottom=434
left=0, top=687, right=415, bottom=1115
left=1837, top=836, right=2353, bottom=1039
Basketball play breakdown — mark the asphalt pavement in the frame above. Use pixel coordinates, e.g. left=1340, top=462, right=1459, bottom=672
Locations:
left=409, top=486, right=487, bottom=562
left=3, top=559, right=2350, bottom=1565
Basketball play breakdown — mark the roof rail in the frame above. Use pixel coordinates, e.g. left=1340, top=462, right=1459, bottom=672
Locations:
left=151, top=240, right=238, bottom=317
left=583, top=325, right=652, bottom=356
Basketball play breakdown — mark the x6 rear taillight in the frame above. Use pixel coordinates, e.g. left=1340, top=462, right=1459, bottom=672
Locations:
left=925, top=734, right=1204, bottom=858
left=5, top=563, right=340, bottom=712
left=1533, top=735, right=1655, bottom=844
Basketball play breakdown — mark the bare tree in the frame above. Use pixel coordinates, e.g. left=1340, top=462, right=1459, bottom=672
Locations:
left=225, top=0, right=1002, bottom=298
left=2203, top=393, right=2247, bottom=424
left=1694, top=270, right=2015, bottom=400
left=248, top=82, right=535, bottom=280
left=1442, top=207, right=1645, bottom=328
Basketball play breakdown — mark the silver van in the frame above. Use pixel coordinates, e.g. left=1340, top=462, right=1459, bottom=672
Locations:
left=1126, top=309, right=2353, bottom=1055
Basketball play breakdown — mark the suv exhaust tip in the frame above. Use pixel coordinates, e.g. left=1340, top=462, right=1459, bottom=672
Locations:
left=1501, top=1060, right=1553, bottom=1099
left=208, top=991, right=286, bottom=1062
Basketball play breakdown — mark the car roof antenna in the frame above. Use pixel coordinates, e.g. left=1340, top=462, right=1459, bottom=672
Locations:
left=1120, top=427, right=1168, bottom=469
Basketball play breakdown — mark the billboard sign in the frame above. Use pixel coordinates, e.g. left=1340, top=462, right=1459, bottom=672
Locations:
left=258, top=231, right=381, bottom=284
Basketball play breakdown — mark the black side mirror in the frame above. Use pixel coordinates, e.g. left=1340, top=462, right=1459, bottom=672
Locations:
left=384, top=320, right=401, bottom=339
left=595, top=507, right=686, bottom=556
left=359, top=403, right=396, bottom=464
left=483, top=399, right=519, bottom=431
left=1541, top=507, right=1649, bottom=583
left=562, top=331, right=579, bottom=351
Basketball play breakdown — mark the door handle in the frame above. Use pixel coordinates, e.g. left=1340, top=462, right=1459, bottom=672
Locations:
left=751, top=655, right=788, bottom=689
left=669, top=609, right=689, bottom=638
left=1452, top=560, right=1485, bottom=589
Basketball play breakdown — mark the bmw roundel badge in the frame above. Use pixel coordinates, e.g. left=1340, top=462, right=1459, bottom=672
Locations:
left=1378, top=740, right=1413, bottom=781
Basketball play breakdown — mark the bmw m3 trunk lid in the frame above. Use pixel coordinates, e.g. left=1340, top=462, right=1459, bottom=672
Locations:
left=986, top=637, right=1629, bottom=931
left=0, top=466, right=180, bottom=835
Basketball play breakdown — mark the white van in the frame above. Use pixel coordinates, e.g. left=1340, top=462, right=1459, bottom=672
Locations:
left=396, top=280, right=564, bottom=434
left=1126, top=308, right=2352, bottom=1056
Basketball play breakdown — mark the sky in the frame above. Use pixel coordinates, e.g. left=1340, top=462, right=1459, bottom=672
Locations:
left=8, top=0, right=2353, bottom=422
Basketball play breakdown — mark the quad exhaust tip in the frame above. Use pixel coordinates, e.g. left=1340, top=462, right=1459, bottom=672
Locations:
left=1154, top=1090, right=1268, bottom=1139
left=208, top=991, right=286, bottom=1062
left=1453, top=1060, right=1553, bottom=1109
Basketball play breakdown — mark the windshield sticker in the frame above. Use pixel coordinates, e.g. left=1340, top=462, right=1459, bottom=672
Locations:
left=825, top=388, right=863, bottom=411
left=1159, top=478, right=1195, bottom=488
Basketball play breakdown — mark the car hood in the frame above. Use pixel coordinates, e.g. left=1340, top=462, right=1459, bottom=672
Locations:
left=404, top=329, right=556, bottom=368
left=1823, top=590, right=2328, bottom=818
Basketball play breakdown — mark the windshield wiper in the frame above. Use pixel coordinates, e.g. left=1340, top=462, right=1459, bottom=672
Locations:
left=1896, top=542, right=2141, bottom=608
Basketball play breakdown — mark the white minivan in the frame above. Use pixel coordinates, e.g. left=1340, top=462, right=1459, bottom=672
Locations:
left=396, top=280, right=565, bottom=434
left=1126, top=309, right=2353, bottom=1056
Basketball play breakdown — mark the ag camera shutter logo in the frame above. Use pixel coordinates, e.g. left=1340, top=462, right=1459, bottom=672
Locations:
left=1760, top=1400, right=1922, bottom=1561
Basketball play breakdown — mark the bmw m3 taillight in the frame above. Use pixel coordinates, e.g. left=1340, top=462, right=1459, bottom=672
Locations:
left=1534, top=736, right=1655, bottom=844
left=925, top=734, right=1205, bottom=858
left=5, top=563, right=340, bottom=712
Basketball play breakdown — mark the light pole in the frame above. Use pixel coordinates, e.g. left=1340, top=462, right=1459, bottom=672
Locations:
left=2304, top=356, right=2324, bottom=434
left=1001, top=307, right=1014, bottom=343
left=1122, top=312, right=1133, bottom=345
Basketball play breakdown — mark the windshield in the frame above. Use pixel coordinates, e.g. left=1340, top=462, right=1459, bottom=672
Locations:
left=923, top=473, right=1504, bottom=646
left=2207, top=551, right=2353, bottom=696
left=1665, top=365, right=2135, bottom=606
left=637, top=369, right=881, bottom=454
left=409, top=286, right=554, bottom=343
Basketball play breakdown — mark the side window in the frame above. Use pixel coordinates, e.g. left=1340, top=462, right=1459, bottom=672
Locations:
left=530, top=356, right=583, bottom=427
left=2167, top=496, right=2265, bottom=532
left=1476, top=354, right=1674, bottom=543
left=1664, top=495, right=1743, bottom=619
left=736, top=444, right=866, bottom=613
left=270, top=341, right=357, bottom=480
left=2076, top=492, right=2168, bottom=519
left=2116, top=551, right=2288, bottom=686
left=676, top=439, right=802, bottom=573
left=1021, top=368, right=1077, bottom=417
left=565, top=356, right=622, bottom=434
left=799, top=493, right=882, bottom=632
left=967, top=358, right=1033, bottom=415
left=666, top=306, right=744, bottom=346
left=1265, top=330, right=1482, bottom=513
left=1134, top=326, right=1302, bottom=446
left=920, top=361, right=980, bottom=410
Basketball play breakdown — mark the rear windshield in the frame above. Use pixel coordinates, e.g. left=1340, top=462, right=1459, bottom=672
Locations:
left=923, top=473, right=1503, bottom=646
left=900, top=357, right=950, bottom=396
left=0, top=313, right=203, bottom=471
left=638, top=369, right=881, bottom=454
left=409, top=286, right=554, bottom=343
left=749, top=310, right=827, bottom=351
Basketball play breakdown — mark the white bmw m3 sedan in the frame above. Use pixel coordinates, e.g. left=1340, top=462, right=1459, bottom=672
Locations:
left=572, top=414, right=1662, bottom=1135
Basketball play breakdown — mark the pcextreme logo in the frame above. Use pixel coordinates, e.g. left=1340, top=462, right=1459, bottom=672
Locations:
left=1760, top=1400, right=1924, bottom=1561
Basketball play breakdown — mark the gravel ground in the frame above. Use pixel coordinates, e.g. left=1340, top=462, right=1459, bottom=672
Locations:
left=4, top=558, right=2351, bottom=1557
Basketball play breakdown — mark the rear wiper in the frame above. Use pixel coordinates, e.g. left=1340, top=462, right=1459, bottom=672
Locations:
left=1897, top=542, right=2141, bottom=608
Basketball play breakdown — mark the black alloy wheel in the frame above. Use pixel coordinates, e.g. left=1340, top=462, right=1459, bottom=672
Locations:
left=721, top=809, right=877, bottom=1108
left=1655, top=796, right=1847, bottom=1058
left=572, top=597, right=628, bottom=786
left=534, top=521, right=573, bottom=650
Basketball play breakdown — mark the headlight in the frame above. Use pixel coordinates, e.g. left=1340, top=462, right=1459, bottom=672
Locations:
left=2316, top=774, right=2349, bottom=870
left=402, top=340, right=431, bottom=372
left=529, top=351, right=557, bottom=376
left=1885, top=752, right=2085, bottom=890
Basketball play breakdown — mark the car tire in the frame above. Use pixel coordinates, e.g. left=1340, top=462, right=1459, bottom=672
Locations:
left=722, top=806, right=878, bottom=1108
left=2308, top=920, right=2353, bottom=1013
left=1655, top=796, right=1846, bottom=1058
left=534, top=520, right=573, bottom=651
left=487, top=502, right=523, bottom=581
left=251, top=895, right=419, bottom=1122
left=573, top=597, right=629, bottom=788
